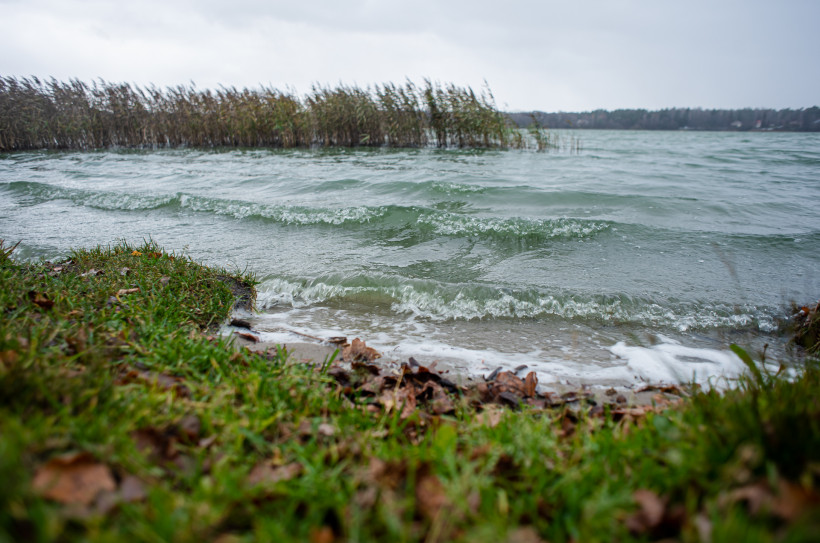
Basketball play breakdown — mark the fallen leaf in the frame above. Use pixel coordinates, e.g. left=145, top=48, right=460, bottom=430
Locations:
left=235, top=331, right=260, bottom=343
left=364, top=457, right=407, bottom=490
left=247, top=462, right=303, bottom=486
left=494, top=371, right=528, bottom=399
left=317, top=423, right=337, bottom=437
left=476, top=406, right=504, bottom=428
left=722, top=479, right=820, bottom=521
left=80, top=268, right=103, bottom=277
left=309, top=526, right=335, bottom=543
left=694, top=512, right=712, bottom=543
left=119, top=475, right=148, bottom=502
left=343, top=338, right=381, bottom=363
left=416, top=472, right=450, bottom=520
left=131, top=428, right=178, bottom=463
left=28, top=290, right=54, bottom=310
left=626, top=489, right=666, bottom=534
left=118, top=367, right=190, bottom=398
left=523, top=371, right=538, bottom=397
left=119, top=267, right=131, bottom=276
left=772, top=479, right=820, bottom=520
left=505, top=526, right=545, bottom=543
left=177, top=414, right=201, bottom=442
left=32, top=452, right=116, bottom=505
left=159, top=276, right=170, bottom=286
left=116, top=288, right=140, bottom=296
left=0, top=349, right=19, bottom=368
left=421, top=381, right=455, bottom=415
left=379, top=386, right=417, bottom=419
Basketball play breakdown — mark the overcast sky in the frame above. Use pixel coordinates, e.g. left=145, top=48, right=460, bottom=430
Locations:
left=1, top=0, right=817, bottom=112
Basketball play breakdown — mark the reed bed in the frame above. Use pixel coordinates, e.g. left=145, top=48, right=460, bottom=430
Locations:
left=0, top=77, right=552, bottom=152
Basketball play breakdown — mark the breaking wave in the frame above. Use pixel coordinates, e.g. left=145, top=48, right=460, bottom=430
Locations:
left=256, top=275, right=779, bottom=332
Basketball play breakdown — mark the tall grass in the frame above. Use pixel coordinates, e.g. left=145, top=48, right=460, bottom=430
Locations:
left=0, top=77, right=546, bottom=151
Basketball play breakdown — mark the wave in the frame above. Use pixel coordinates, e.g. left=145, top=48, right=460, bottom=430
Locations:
left=3, top=181, right=612, bottom=241
left=256, top=275, right=780, bottom=332
left=4, top=181, right=178, bottom=211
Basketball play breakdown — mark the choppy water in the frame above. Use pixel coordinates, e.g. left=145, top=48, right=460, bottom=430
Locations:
left=2, top=130, right=819, bottom=388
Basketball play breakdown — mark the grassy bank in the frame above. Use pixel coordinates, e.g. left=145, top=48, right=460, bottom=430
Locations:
left=0, top=78, right=547, bottom=152
left=1, top=240, right=819, bottom=542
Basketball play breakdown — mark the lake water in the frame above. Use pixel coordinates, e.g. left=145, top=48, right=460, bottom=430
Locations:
left=2, top=130, right=818, bottom=388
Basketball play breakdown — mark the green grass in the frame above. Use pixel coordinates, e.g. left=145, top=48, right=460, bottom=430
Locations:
left=1, top=240, right=819, bottom=542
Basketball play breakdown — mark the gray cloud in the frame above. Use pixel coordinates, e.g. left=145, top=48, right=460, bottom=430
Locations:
left=1, top=0, right=817, bottom=110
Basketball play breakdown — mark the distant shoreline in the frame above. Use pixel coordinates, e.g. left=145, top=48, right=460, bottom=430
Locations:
left=507, top=107, right=820, bottom=132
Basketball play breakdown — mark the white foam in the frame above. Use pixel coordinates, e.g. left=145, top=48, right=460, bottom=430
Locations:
left=607, top=341, right=751, bottom=388
left=240, top=304, right=779, bottom=391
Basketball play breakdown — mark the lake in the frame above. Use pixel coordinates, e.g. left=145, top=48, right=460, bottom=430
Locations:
left=2, top=130, right=818, bottom=388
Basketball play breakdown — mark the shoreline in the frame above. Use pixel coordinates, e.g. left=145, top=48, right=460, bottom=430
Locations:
left=227, top=323, right=690, bottom=409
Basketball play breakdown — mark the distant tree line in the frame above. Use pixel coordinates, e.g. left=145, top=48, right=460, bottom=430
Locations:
left=507, top=107, right=820, bottom=131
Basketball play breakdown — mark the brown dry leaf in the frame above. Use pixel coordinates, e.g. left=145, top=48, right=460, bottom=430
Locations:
left=494, top=371, right=527, bottom=397
left=611, top=406, right=650, bottom=421
left=476, top=406, right=504, bottom=428
left=429, top=385, right=455, bottom=415
left=80, top=268, right=103, bottom=277
left=317, top=423, right=337, bottom=437
left=235, top=331, right=260, bottom=343
left=557, top=413, right=576, bottom=438
left=379, top=387, right=417, bottom=419
left=0, top=349, right=19, bottom=368
left=32, top=452, right=116, bottom=505
left=247, top=461, right=303, bottom=486
left=343, top=338, right=381, bottom=363
left=693, top=512, right=712, bottom=543
left=119, top=368, right=190, bottom=398
left=297, top=419, right=314, bottom=437
left=28, top=290, right=54, bottom=310
left=637, top=384, right=689, bottom=396
left=364, top=457, right=407, bottom=490
left=719, top=481, right=771, bottom=514
left=119, top=267, right=131, bottom=276
left=772, top=479, right=820, bottom=520
left=116, top=288, right=140, bottom=296
left=159, top=276, right=170, bottom=286
left=119, top=475, right=148, bottom=502
left=523, top=371, right=538, bottom=398
left=625, top=489, right=666, bottom=534
left=416, top=473, right=450, bottom=521
left=505, top=526, right=545, bottom=543
left=724, top=479, right=820, bottom=521
left=177, top=414, right=201, bottom=442
left=309, top=526, right=335, bottom=543
left=66, top=327, right=88, bottom=354
left=131, top=428, right=178, bottom=463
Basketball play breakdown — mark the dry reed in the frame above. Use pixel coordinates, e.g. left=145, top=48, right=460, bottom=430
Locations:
left=0, top=77, right=553, bottom=152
